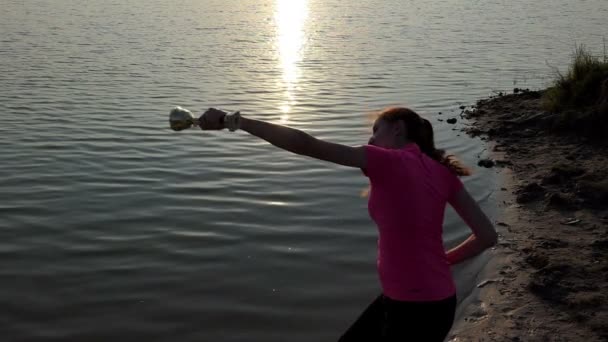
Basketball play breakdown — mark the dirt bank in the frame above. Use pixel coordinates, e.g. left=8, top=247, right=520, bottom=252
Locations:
left=449, top=90, right=608, bottom=341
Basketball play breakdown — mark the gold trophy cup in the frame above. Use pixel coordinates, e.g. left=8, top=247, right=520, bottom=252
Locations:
left=169, top=106, right=199, bottom=131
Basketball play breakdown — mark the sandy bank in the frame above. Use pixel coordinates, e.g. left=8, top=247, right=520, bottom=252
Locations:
left=449, top=90, right=608, bottom=341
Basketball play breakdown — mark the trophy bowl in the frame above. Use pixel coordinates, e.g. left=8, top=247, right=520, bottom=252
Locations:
left=169, top=106, right=198, bottom=131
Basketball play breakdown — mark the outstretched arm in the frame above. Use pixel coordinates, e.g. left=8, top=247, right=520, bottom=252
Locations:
left=201, top=108, right=367, bottom=168
left=241, top=117, right=367, bottom=168
left=446, top=188, right=498, bottom=265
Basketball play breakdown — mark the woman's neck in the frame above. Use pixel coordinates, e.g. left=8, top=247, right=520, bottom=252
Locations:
left=392, top=138, right=413, bottom=149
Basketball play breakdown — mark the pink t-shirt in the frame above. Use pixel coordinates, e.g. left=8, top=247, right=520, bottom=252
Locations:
left=362, top=143, right=463, bottom=302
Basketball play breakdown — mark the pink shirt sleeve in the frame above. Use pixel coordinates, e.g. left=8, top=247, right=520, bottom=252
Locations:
left=447, top=172, right=464, bottom=201
left=361, top=145, right=397, bottom=179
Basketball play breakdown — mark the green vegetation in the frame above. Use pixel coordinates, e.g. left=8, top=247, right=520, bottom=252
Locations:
left=542, top=44, right=608, bottom=138
left=543, top=45, right=608, bottom=112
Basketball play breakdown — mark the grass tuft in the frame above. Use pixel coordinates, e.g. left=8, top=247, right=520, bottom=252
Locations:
left=542, top=45, right=608, bottom=139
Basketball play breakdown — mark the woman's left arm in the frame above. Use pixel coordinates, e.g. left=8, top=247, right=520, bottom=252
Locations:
left=200, top=109, right=366, bottom=168
left=241, top=117, right=366, bottom=168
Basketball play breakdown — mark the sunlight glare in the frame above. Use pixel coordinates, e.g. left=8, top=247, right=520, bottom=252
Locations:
left=275, top=0, right=308, bottom=119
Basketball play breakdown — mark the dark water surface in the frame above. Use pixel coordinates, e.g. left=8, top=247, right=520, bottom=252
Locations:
left=1, top=0, right=607, bottom=341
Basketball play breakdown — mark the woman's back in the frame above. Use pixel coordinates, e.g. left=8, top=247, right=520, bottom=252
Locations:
left=363, top=143, right=463, bottom=302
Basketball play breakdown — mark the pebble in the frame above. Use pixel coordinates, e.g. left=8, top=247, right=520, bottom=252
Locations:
left=478, top=159, right=495, bottom=168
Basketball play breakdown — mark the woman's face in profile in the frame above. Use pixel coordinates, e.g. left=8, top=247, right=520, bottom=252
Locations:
left=368, top=119, right=400, bottom=148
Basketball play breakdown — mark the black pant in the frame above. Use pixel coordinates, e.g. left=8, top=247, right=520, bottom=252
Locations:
left=338, top=294, right=457, bottom=342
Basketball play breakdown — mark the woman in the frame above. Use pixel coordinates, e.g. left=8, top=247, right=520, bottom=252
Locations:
left=199, top=107, right=498, bottom=341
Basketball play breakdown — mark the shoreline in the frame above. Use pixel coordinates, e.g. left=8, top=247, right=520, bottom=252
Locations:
left=448, top=90, right=608, bottom=341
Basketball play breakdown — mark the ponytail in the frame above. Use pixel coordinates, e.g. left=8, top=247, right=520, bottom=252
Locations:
left=379, top=107, right=472, bottom=176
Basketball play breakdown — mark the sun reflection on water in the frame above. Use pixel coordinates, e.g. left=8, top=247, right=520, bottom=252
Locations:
left=275, top=0, right=308, bottom=122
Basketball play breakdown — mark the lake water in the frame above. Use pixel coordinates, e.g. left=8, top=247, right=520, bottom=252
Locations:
left=1, top=0, right=607, bottom=341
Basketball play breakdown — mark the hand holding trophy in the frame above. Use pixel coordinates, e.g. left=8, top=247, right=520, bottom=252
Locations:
left=169, top=106, right=241, bottom=131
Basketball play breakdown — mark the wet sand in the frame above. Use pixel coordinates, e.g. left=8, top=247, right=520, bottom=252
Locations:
left=449, top=90, right=608, bottom=341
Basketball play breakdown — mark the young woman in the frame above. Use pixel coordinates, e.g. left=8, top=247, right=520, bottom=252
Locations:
left=199, top=106, right=498, bottom=341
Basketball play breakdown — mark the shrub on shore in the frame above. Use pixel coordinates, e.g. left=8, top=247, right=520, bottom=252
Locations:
left=542, top=45, right=608, bottom=139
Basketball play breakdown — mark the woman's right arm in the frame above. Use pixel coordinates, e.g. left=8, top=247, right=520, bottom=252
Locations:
left=446, top=188, right=498, bottom=265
